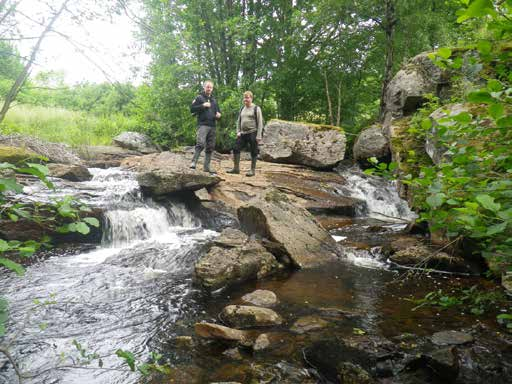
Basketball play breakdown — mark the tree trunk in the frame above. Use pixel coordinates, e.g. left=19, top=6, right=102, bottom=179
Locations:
left=0, top=0, right=70, bottom=124
left=378, top=0, right=397, bottom=122
left=323, top=70, right=334, bottom=126
left=336, top=79, right=342, bottom=127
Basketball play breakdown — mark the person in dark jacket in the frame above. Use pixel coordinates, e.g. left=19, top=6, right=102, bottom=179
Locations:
left=227, top=90, right=263, bottom=176
left=189, top=80, right=221, bottom=173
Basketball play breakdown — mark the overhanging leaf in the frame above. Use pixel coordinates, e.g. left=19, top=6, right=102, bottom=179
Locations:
left=0, top=258, right=25, bottom=276
left=476, top=194, right=501, bottom=212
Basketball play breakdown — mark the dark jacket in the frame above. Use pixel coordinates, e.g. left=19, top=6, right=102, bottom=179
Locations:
left=190, top=92, right=221, bottom=128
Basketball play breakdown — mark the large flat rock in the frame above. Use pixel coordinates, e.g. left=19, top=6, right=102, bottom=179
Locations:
left=237, top=189, right=339, bottom=268
left=122, top=151, right=221, bottom=196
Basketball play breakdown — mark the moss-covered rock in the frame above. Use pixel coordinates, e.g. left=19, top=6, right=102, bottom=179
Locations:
left=0, top=145, right=42, bottom=165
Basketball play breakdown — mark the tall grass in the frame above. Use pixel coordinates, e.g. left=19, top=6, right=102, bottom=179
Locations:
left=0, top=104, right=139, bottom=147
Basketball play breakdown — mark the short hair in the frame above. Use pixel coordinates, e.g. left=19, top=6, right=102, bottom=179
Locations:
left=203, top=80, right=214, bottom=87
left=243, top=91, right=253, bottom=98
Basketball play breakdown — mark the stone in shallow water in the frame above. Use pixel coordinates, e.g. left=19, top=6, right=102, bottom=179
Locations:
left=241, top=289, right=278, bottom=307
left=194, top=322, right=252, bottom=346
left=290, top=315, right=329, bottom=334
left=221, top=305, right=283, bottom=329
left=431, top=330, right=474, bottom=346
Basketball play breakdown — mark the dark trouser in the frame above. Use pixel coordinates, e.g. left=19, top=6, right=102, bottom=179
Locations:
left=233, top=131, right=258, bottom=157
left=195, top=125, right=216, bottom=153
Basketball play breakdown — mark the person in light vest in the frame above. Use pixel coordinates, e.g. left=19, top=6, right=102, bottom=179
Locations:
left=189, top=80, right=221, bottom=174
left=227, top=91, right=263, bottom=177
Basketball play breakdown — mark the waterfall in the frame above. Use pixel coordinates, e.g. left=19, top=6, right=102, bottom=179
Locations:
left=336, top=166, right=416, bottom=222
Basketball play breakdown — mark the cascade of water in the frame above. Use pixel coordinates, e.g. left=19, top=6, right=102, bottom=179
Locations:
left=93, top=168, right=201, bottom=247
left=336, top=166, right=416, bottom=222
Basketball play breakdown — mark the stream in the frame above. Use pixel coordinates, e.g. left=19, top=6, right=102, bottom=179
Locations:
left=0, top=167, right=509, bottom=384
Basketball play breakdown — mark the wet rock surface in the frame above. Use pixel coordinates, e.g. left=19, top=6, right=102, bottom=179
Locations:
left=241, top=289, right=278, bottom=307
left=290, top=315, right=329, bottom=334
left=220, top=305, right=283, bottom=328
left=47, top=163, right=92, bottom=181
left=431, top=330, right=474, bottom=346
left=194, top=229, right=279, bottom=291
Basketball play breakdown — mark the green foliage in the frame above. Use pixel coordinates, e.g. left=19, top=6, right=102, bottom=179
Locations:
left=1, top=103, right=138, bottom=146
left=411, top=285, right=507, bottom=316
left=116, top=349, right=171, bottom=376
left=363, top=157, right=398, bottom=179
left=497, top=313, right=512, bottom=330
left=402, top=1, right=512, bottom=271
left=136, top=0, right=461, bottom=149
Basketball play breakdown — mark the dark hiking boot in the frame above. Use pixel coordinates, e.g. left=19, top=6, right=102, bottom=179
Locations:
left=203, top=152, right=216, bottom=174
left=190, top=148, right=201, bottom=169
left=246, top=156, right=257, bottom=177
left=226, top=153, right=240, bottom=174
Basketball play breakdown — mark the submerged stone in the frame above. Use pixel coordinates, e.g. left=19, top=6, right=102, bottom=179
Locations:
left=431, top=330, right=474, bottom=346
left=241, top=289, right=278, bottom=307
left=290, top=315, right=329, bottom=334
left=220, top=305, right=283, bottom=329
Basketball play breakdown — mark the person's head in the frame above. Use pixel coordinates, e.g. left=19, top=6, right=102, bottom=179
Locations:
left=243, top=91, right=253, bottom=107
left=203, top=80, right=214, bottom=96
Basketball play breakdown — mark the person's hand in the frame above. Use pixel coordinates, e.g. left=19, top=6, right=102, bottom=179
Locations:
left=215, top=112, right=221, bottom=119
left=203, top=101, right=211, bottom=108
left=256, top=138, right=262, bottom=144
left=237, top=132, right=242, bottom=137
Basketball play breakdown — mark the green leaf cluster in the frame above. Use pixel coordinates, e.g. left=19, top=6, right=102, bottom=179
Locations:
left=411, top=285, right=507, bottom=316
left=404, top=1, right=512, bottom=272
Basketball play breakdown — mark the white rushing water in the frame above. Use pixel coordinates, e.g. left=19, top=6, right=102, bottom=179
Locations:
left=1, top=168, right=217, bottom=384
left=336, top=166, right=417, bottom=222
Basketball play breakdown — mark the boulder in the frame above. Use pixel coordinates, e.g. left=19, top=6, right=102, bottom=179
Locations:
left=353, top=125, right=390, bottom=161
left=237, top=189, right=339, bottom=268
left=47, top=163, right=92, bottom=182
left=112, top=131, right=159, bottom=153
left=0, top=134, right=82, bottom=164
left=259, top=119, right=346, bottom=169
left=389, top=245, right=471, bottom=273
left=0, top=145, right=42, bottom=165
left=241, top=290, right=278, bottom=307
left=382, top=52, right=447, bottom=121
left=77, top=145, right=142, bottom=168
left=194, top=322, right=252, bottom=346
left=220, top=305, right=283, bottom=328
left=194, top=229, right=279, bottom=291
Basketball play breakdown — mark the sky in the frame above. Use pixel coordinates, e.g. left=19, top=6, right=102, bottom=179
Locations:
left=15, top=1, right=150, bottom=85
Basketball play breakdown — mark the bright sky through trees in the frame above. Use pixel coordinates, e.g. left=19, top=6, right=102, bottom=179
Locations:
left=15, top=1, right=149, bottom=85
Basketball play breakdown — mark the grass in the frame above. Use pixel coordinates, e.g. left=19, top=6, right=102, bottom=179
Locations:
left=0, top=103, right=139, bottom=147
